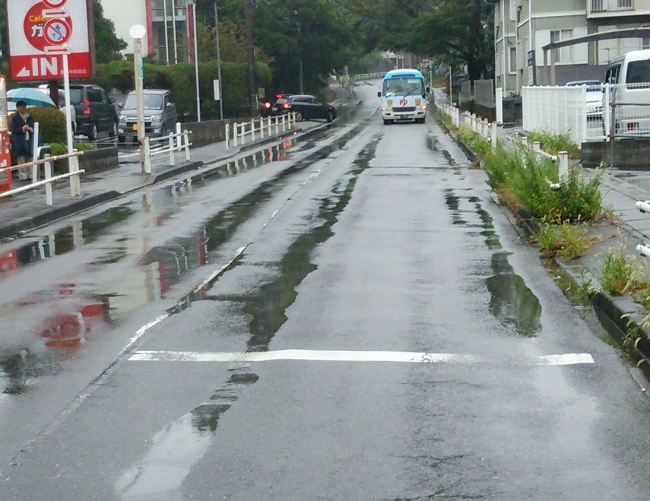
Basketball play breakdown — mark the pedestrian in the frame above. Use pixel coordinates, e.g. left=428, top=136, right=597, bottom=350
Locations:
left=11, top=100, right=35, bottom=180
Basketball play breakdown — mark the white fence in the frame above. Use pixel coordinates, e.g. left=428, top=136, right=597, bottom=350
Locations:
left=226, top=112, right=296, bottom=151
left=353, top=72, right=387, bottom=81
left=523, top=82, right=650, bottom=145
left=522, top=85, right=588, bottom=146
left=0, top=150, right=84, bottom=205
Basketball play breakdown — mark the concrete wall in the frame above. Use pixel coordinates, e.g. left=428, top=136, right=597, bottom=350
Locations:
left=80, top=147, right=120, bottom=174
left=181, top=119, right=239, bottom=148
left=582, top=140, right=650, bottom=169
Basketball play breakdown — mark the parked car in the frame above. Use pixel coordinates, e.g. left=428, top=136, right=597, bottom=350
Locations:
left=117, top=90, right=177, bottom=143
left=274, top=95, right=337, bottom=122
left=605, top=49, right=650, bottom=135
left=37, top=86, right=77, bottom=133
left=65, top=84, right=119, bottom=140
left=566, top=80, right=603, bottom=120
left=260, top=93, right=294, bottom=117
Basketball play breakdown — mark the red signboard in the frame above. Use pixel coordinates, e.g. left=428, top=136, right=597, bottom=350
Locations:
left=6, top=0, right=93, bottom=81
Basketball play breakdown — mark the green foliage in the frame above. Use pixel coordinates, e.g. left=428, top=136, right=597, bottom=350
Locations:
left=27, top=107, right=66, bottom=144
left=534, top=222, right=595, bottom=260
left=600, top=247, right=647, bottom=296
left=46, top=142, right=94, bottom=156
left=92, top=0, right=127, bottom=63
left=527, top=130, right=580, bottom=159
left=90, top=60, right=272, bottom=119
left=483, top=145, right=602, bottom=223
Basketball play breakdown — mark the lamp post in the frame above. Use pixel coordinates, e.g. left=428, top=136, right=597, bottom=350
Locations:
left=189, top=0, right=201, bottom=122
left=130, top=24, right=146, bottom=173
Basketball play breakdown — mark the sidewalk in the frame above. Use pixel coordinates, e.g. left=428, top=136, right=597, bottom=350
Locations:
left=0, top=121, right=327, bottom=241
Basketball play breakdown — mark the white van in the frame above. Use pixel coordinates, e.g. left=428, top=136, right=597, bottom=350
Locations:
left=605, top=49, right=650, bottom=135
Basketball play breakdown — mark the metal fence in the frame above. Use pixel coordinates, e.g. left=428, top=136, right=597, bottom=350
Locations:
left=352, top=72, right=387, bottom=81
left=523, top=82, right=650, bottom=145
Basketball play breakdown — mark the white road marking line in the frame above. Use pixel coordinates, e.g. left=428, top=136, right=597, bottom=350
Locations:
left=128, top=350, right=595, bottom=366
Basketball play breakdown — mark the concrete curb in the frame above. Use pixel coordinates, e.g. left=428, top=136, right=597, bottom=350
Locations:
left=445, top=118, right=650, bottom=381
left=0, top=123, right=335, bottom=241
left=0, top=190, right=122, bottom=241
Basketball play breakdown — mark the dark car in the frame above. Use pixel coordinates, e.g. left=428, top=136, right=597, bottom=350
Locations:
left=276, top=95, right=337, bottom=122
left=117, top=90, right=177, bottom=142
left=67, top=84, right=119, bottom=140
left=260, top=93, right=294, bottom=117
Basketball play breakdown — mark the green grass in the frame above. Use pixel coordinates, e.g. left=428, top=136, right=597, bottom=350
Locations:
left=534, top=222, right=598, bottom=259
left=483, top=145, right=602, bottom=223
left=457, top=125, right=491, bottom=156
left=527, top=130, right=580, bottom=159
left=600, top=247, right=648, bottom=296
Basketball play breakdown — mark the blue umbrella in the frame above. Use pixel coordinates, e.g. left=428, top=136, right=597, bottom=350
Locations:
left=7, top=88, right=56, bottom=108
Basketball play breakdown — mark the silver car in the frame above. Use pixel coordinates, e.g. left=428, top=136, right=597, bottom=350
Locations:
left=117, top=90, right=177, bottom=142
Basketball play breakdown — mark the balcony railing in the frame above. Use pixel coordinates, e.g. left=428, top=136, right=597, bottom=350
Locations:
left=590, top=0, right=634, bottom=13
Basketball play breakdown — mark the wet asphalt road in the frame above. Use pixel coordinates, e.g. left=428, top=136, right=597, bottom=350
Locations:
left=2, top=83, right=650, bottom=500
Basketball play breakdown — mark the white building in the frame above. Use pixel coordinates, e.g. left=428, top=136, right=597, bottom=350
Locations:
left=101, top=0, right=190, bottom=63
left=494, top=0, right=650, bottom=94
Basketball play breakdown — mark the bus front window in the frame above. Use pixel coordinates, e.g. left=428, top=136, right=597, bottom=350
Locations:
left=384, top=77, right=425, bottom=97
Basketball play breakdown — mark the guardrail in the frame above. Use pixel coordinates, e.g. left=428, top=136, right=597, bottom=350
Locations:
left=0, top=150, right=84, bottom=205
left=225, top=112, right=296, bottom=151
left=120, top=122, right=192, bottom=174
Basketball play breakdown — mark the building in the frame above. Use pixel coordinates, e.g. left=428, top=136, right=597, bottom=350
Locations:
left=101, top=0, right=190, bottom=63
left=494, top=0, right=650, bottom=94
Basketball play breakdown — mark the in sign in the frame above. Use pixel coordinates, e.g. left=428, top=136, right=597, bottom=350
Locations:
left=44, top=18, right=71, bottom=45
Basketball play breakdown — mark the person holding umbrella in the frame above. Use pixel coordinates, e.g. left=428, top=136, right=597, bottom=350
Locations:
left=11, top=101, right=34, bottom=180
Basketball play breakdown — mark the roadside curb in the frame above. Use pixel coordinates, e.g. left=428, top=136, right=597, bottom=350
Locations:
left=432, top=109, right=477, bottom=162
left=444, top=117, right=650, bottom=381
left=0, top=123, right=334, bottom=242
left=0, top=190, right=122, bottom=242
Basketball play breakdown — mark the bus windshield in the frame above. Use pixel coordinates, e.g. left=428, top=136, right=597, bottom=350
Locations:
left=383, top=76, right=425, bottom=97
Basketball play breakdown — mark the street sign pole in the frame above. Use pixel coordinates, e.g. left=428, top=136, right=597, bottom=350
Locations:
left=130, top=25, right=146, bottom=173
left=214, top=1, right=223, bottom=121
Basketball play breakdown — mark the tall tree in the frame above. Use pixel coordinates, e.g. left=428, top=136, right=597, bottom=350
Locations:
left=92, top=0, right=127, bottom=64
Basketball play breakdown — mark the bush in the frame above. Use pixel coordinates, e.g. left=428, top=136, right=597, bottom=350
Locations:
left=527, top=130, right=580, bottom=159
left=46, top=142, right=94, bottom=156
left=27, top=107, right=66, bottom=144
left=600, top=247, right=647, bottom=296
left=483, top=145, right=602, bottom=223
left=458, top=126, right=491, bottom=156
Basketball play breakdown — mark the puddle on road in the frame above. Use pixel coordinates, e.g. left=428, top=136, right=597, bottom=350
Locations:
left=113, top=138, right=381, bottom=497
left=486, top=252, right=542, bottom=337
left=426, top=135, right=456, bottom=166
left=0, top=124, right=368, bottom=397
left=445, top=189, right=542, bottom=336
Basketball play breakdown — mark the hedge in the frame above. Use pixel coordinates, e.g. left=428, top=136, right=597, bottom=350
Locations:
left=27, top=107, right=66, bottom=144
left=87, top=60, right=272, bottom=119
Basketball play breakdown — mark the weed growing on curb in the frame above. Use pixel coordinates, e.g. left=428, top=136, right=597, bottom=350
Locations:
left=600, top=247, right=648, bottom=296
left=457, top=126, right=491, bottom=156
left=535, top=222, right=598, bottom=259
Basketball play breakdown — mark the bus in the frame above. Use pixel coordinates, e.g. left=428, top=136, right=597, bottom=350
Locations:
left=377, top=69, right=429, bottom=125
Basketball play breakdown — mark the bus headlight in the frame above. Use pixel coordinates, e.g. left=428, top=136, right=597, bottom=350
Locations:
left=421, top=105, right=427, bottom=110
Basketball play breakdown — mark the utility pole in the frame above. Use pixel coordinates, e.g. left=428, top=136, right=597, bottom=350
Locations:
left=244, top=0, right=257, bottom=113
left=215, top=1, right=223, bottom=120
left=297, top=23, right=303, bottom=94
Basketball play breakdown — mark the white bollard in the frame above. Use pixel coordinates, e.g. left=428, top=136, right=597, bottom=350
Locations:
left=32, top=121, right=40, bottom=183
left=143, top=138, right=152, bottom=174
left=275, top=116, right=279, bottom=135
left=44, top=154, right=53, bottom=206
left=260, top=118, right=265, bottom=139
left=491, top=121, right=498, bottom=151
left=521, top=136, right=528, bottom=147
left=268, top=117, right=272, bottom=136
left=251, top=119, right=255, bottom=141
left=184, top=131, right=191, bottom=161
left=176, top=122, right=182, bottom=149
left=533, top=141, right=541, bottom=153
left=233, top=122, right=238, bottom=147
left=558, top=151, right=569, bottom=181
left=282, top=115, right=286, bottom=132
left=69, top=150, right=81, bottom=197
left=225, top=123, right=230, bottom=150
left=168, top=132, right=175, bottom=166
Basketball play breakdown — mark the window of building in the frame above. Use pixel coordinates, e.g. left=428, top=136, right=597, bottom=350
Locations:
left=550, top=29, right=574, bottom=63
left=509, top=47, right=517, bottom=73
